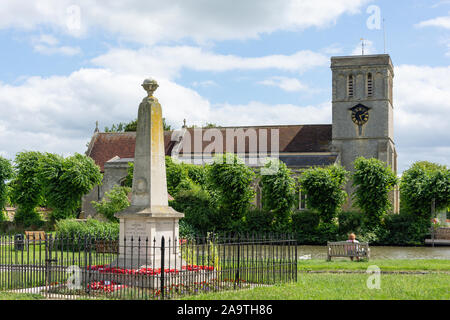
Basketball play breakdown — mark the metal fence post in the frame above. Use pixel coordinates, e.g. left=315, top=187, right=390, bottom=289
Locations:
left=160, top=236, right=165, bottom=300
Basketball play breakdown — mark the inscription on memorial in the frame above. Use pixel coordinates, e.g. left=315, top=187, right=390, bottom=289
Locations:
left=125, top=220, right=147, bottom=240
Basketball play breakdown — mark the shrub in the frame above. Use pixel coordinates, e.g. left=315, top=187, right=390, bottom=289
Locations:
left=338, top=210, right=365, bottom=236
left=379, top=212, right=430, bottom=246
left=170, top=184, right=217, bottom=235
left=243, top=209, right=275, bottom=234
left=55, top=218, right=119, bottom=239
left=183, top=163, right=208, bottom=186
left=91, top=186, right=130, bottom=222
left=0, top=156, right=13, bottom=211
left=299, top=165, right=349, bottom=222
left=165, top=156, right=188, bottom=195
left=352, top=157, right=398, bottom=230
left=208, top=154, right=255, bottom=222
left=400, top=161, right=450, bottom=219
left=260, top=160, right=296, bottom=227
left=291, top=210, right=320, bottom=244
left=13, top=208, right=44, bottom=229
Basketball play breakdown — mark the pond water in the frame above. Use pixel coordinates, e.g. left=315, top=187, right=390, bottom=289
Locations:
left=297, top=245, right=450, bottom=260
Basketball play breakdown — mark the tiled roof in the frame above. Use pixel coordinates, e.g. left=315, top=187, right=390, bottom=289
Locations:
left=86, top=131, right=176, bottom=171
left=177, top=125, right=332, bottom=154
left=86, top=125, right=333, bottom=171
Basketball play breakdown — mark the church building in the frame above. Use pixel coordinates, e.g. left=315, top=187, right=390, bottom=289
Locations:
left=82, top=54, right=399, bottom=217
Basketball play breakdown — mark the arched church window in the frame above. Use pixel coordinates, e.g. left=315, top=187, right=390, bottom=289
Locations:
left=348, top=75, right=354, bottom=98
left=299, top=188, right=307, bottom=211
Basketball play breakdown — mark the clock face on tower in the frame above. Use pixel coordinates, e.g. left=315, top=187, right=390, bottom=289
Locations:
left=350, top=104, right=370, bottom=126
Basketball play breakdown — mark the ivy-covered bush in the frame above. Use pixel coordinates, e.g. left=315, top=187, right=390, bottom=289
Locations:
left=337, top=210, right=365, bottom=236
left=299, top=165, right=349, bottom=222
left=91, top=186, right=131, bottom=222
left=208, top=154, right=255, bottom=223
left=260, top=159, right=296, bottom=228
left=352, top=157, right=398, bottom=230
left=165, top=156, right=189, bottom=195
left=400, top=161, right=450, bottom=219
left=291, top=210, right=320, bottom=243
left=170, top=184, right=218, bottom=235
left=243, top=209, right=275, bottom=234
left=379, top=212, right=430, bottom=246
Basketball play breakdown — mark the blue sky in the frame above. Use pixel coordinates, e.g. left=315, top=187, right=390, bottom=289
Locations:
left=0, top=0, right=449, bottom=173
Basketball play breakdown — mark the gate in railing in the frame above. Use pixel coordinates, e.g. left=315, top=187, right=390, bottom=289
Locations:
left=0, top=233, right=297, bottom=300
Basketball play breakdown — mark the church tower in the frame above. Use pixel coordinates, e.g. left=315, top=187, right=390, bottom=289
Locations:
left=331, top=54, right=399, bottom=213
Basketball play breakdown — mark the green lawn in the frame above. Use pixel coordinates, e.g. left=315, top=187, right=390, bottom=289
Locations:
left=184, top=273, right=450, bottom=300
left=297, top=259, right=450, bottom=272
left=0, top=291, right=44, bottom=300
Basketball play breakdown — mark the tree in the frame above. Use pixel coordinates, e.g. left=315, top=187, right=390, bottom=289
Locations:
left=39, top=153, right=103, bottom=221
left=9, top=151, right=46, bottom=225
left=208, top=154, right=255, bottom=226
left=400, top=161, right=450, bottom=218
left=0, top=156, right=14, bottom=211
left=91, top=185, right=131, bottom=222
left=105, top=118, right=172, bottom=132
left=352, top=157, right=398, bottom=230
left=260, top=159, right=296, bottom=227
left=299, top=165, right=349, bottom=222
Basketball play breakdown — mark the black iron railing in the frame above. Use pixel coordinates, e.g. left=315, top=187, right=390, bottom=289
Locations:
left=0, top=233, right=297, bottom=300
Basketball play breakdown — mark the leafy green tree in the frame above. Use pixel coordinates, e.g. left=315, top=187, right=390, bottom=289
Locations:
left=171, top=184, right=216, bottom=235
left=352, top=157, right=398, bottom=230
left=299, top=165, right=349, bottom=222
left=0, top=156, right=14, bottom=211
left=125, top=156, right=190, bottom=196
left=260, top=159, right=296, bottom=227
left=105, top=118, right=172, bottom=132
left=400, top=161, right=450, bottom=219
left=91, top=185, right=131, bottom=222
left=208, top=153, right=255, bottom=225
left=9, top=151, right=46, bottom=225
left=39, top=153, right=103, bottom=221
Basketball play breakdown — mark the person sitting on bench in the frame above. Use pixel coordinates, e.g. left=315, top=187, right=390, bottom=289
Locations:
left=346, top=233, right=360, bottom=261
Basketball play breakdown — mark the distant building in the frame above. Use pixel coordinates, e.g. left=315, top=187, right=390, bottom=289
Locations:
left=82, top=54, right=399, bottom=218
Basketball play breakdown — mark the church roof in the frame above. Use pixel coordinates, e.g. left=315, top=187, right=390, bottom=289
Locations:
left=85, top=125, right=333, bottom=171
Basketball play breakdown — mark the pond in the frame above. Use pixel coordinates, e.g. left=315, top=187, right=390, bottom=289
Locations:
left=297, top=245, right=450, bottom=260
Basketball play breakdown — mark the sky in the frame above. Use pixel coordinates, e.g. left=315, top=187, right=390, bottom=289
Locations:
left=0, top=0, right=449, bottom=173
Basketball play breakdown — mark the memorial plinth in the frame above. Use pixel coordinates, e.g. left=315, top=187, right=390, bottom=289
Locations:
left=113, top=79, right=184, bottom=269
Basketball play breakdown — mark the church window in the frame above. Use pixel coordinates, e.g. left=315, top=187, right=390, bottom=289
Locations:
left=367, top=73, right=373, bottom=97
left=299, top=189, right=307, bottom=211
left=348, top=75, right=354, bottom=97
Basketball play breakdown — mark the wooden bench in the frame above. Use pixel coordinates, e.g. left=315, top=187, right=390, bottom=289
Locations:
left=24, top=231, right=46, bottom=245
left=327, top=241, right=370, bottom=261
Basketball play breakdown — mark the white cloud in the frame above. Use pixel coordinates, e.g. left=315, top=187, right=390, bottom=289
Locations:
left=0, top=67, right=330, bottom=161
left=31, top=33, right=81, bottom=56
left=416, top=15, right=450, bottom=29
left=0, top=0, right=369, bottom=44
left=258, top=76, right=309, bottom=92
left=91, top=46, right=328, bottom=79
left=394, top=65, right=450, bottom=171
left=209, top=102, right=331, bottom=127
left=1, top=63, right=449, bottom=174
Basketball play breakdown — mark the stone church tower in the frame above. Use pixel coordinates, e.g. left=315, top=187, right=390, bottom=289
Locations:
left=331, top=54, right=399, bottom=213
